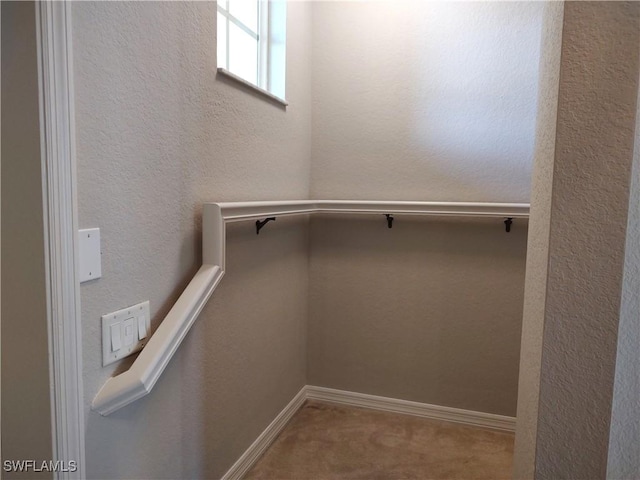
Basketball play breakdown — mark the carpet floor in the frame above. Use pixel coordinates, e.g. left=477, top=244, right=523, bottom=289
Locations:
left=244, top=401, right=514, bottom=480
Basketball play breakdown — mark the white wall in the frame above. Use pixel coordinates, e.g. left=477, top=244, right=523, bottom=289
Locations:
left=1, top=3, right=53, bottom=478
left=308, top=1, right=543, bottom=416
left=73, top=2, right=312, bottom=478
left=310, top=1, right=543, bottom=202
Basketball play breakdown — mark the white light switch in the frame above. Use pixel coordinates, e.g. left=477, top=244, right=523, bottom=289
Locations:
left=78, top=228, right=102, bottom=283
left=123, top=318, right=135, bottom=347
left=102, top=301, right=151, bottom=366
left=110, top=324, right=121, bottom=351
left=137, top=316, right=147, bottom=340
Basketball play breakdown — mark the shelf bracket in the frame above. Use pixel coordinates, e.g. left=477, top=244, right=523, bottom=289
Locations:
left=256, top=217, right=276, bottom=235
left=504, top=217, right=513, bottom=233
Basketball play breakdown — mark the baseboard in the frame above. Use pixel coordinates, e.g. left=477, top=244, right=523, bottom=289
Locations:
left=221, top=386, right=307, bottom=480
left=222, top=385, right=516, bottom=479
left=305, top=386, right=516, bottom=432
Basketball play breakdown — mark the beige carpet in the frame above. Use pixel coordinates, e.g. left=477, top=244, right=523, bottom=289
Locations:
left=245, top=401, right=514, bottom=480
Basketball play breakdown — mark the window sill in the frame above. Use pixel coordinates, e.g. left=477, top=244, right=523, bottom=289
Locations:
left=216, top=68, right=288, bottom=107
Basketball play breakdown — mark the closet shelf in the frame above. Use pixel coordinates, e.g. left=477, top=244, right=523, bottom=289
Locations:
left=91, top=200, right=529, bottom=415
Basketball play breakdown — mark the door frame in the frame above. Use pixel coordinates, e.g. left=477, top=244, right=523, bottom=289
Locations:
left=36, top=2, right=85, bottom=478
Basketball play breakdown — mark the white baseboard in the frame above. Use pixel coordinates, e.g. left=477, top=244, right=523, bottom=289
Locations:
left=222, top=385, right=516, bottom=479
left=221, top=386, right=307, bottom=480
left=305, top=385, right=516, bottom=433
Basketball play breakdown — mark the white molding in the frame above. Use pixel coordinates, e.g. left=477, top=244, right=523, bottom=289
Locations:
left=91, top=265, right=223, bottom=415
left=306, top=386, right=516, bottom=432
left=221, top=385, right=515, bottom=479
left=93, top=200, right=529, bottom=416
left=221, top=387, right=307, bottom=480
left=36, top=1, right=86, bottom=478
left=215, top=200, right=529, bottom=222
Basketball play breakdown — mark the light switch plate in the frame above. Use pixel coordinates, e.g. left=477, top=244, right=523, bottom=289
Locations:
left=102, top=301, right=150, bottom=366
left=78, top=228, right=102, bottom=283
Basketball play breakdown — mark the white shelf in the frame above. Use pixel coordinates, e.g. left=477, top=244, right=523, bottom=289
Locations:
left=91, top=200, right=530, bottom=415
left=216, top=200, right=529, bottom=222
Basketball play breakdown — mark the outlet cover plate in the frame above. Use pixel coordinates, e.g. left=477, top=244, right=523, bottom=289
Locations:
left=78, top=228, right=101, bottom=283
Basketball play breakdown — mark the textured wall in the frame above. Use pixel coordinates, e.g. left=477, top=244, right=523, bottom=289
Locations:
left=512, top=2, right=564, bottom=478
left=607, top=75, right=640, bottom=480
left=310, top=1, right=543, bottom=202
left=73, top=2, right=311, bottom=478
left=308, top=216, right=527, bottom=416
left=307, top=1, right=541, bottom=416
left=1, top=3, right=53, bottom=478
left=529, top=2, right=640, bottom=478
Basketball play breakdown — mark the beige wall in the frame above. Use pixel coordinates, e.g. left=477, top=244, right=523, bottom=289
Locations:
left=72, top=2, right=311, bottom=478
left=307, top=1, right=542, bottom=416
left=308, top=216, right=527, bottom=416
left=536, top=3, right=638, bottom=476
left=514, top=2, right=640, bottom=478
left=1, top=2, right=53, bottom=478
left=512, top=2, right=564, bottom=477
left=607, top=74, right=640, bottom=480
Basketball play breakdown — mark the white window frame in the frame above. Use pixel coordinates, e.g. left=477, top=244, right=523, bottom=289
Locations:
left=217, top=0, right=287, bottom=106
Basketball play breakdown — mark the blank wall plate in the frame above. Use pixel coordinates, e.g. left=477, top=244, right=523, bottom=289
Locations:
left=102, top=301, right=151, bottom=366
left=78, top=228, right=101, bottom=283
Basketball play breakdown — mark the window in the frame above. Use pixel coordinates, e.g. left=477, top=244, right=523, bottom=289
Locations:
left=217, top=0, right=287, bottom=103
